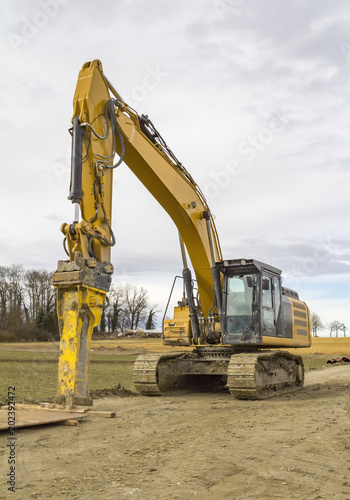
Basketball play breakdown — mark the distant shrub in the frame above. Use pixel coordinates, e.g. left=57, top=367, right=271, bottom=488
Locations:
left=13, top=324, right=36, bottom=341
left=14, top=323, right=40, bottom=342
left=35, top=328, right=54, bottom=342
left=0, top=330, right=17, bottom=342
left=12, top=323, right=55, bottom=342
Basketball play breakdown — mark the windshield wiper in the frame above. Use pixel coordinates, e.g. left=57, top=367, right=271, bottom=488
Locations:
left=240, top=318, right=254, bottom=341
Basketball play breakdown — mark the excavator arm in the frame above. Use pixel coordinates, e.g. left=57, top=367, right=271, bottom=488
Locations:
left=53, top=60, right=223, bottom=405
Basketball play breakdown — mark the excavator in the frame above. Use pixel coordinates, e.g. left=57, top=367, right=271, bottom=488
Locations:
left=52, top=60, right=311, bottom=405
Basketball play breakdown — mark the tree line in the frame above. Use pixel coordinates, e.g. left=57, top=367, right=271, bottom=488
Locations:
left=0, top=265, right=57, bottom=341
left=0, top=265, right=158, bottom=342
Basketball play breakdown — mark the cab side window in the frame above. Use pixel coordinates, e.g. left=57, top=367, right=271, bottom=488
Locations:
left=262, top=276, right=273, bottom=308
left=262, top=275, right=275, bottom=335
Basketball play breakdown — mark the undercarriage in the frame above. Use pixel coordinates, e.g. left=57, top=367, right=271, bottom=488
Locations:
left=133, top=347, right=304, bottom=400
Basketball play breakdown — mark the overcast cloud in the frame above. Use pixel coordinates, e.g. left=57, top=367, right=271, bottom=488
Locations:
left=0, top=0, right=349, bottom=332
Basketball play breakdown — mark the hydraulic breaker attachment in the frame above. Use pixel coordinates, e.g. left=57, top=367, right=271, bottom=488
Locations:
left=53, top=253, right=112, bottom=406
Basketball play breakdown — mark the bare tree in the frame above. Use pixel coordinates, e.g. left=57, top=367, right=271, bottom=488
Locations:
left=339, top=323, right=347, bottom=337
left=329, top=320, right=343, bottom=337
left=311, top=312, right=323, bottom=337
left=25, top=270, right=55, bottom=322
left=0, top=266, right=9, bottom=329
left=104, top=284, right=150, bottom=333
left=0, top=265, right=59, bottom=340
left=99, top=306, right=107, bottom=333
left=0, top=265, right=25, bottom=329
left=123, top=284, right=149, bottom=330
left=107, top=286, right=126, bottom=332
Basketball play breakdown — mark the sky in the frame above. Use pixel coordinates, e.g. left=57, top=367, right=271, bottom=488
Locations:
left=0, top=0, right=349, bottom=335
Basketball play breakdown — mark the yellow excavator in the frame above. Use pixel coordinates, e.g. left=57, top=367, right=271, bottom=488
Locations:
left=53, top=60, right=311, bottom=405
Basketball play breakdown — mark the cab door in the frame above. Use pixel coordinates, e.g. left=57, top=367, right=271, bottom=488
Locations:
left=261, top=273, right=284, bottom=337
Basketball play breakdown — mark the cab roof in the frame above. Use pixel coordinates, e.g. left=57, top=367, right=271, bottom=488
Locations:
left=217, top=258, right=282, bottom=276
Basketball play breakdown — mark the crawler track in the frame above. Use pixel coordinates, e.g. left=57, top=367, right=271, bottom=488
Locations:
left=133, top=350, right=304, bottom=399
left=133, top=353, right=186, bottom=396
left=227, top=351, right=304, bottom=399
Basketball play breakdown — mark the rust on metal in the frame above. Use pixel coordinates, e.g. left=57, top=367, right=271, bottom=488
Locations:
left=327, top=356, right=350, bottom=364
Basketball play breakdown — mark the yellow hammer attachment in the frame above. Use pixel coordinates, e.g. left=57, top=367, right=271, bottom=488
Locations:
left=53, top=253, right=112, bottom=406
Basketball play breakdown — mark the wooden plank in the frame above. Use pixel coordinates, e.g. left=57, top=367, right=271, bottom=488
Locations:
left=0, top=409, right=85, bottom=430
left=0, top=404, right=88, bottom=413
left=86, top=410, right=116, bottom=418
left=61, top=419, right=80, bottom=426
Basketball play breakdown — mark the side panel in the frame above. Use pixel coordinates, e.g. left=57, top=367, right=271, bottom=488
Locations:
left=262, top=296, right=311, bottom=347
left=261, top=336, right=311, bottom=348
left=290, top=297, right=311, bottom=344
left=163, top=306, right=192, bottom=346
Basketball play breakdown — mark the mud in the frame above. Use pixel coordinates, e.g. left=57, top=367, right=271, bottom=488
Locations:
left=92, top=384, right=137, bottom=399
left=1, top=366, right=349, bottom=499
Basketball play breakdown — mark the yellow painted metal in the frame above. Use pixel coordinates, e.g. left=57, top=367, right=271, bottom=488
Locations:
left=290, top=297, right=312, bottom=345
left=261, top=336, right=311, bottom=348
left=64, top=59, right=115, bottom=264
left=163, top=306, right=192, bottom=346
left=62, top=59, right=222, bottom=316
left=55, top=60, right=312, bottom=404
left=173, top=305, right=192, bottom=320
left=55, top=285, right=105, bottom=405
left=63, top=59, right=222, bottom=316
left=112, top=110, right=222, bottom=317
left=261, top=297, right=311, bottom=348
left=54, top=61, right=116, bottom=404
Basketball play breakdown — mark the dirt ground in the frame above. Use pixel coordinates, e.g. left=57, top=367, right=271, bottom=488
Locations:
left=1, top=364, right=350, bottom=500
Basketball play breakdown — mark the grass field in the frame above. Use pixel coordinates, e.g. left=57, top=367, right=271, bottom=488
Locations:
left=0, top=337, right=349, bottom=405
left=0, top=351, right=137, bottom=405
left=284, top=337, right=350, bottom=355
left=89, top=336, right=350, bottom=355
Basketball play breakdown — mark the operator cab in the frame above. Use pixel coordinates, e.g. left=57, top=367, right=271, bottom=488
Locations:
left=219, top=259, right=285, bottom=345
